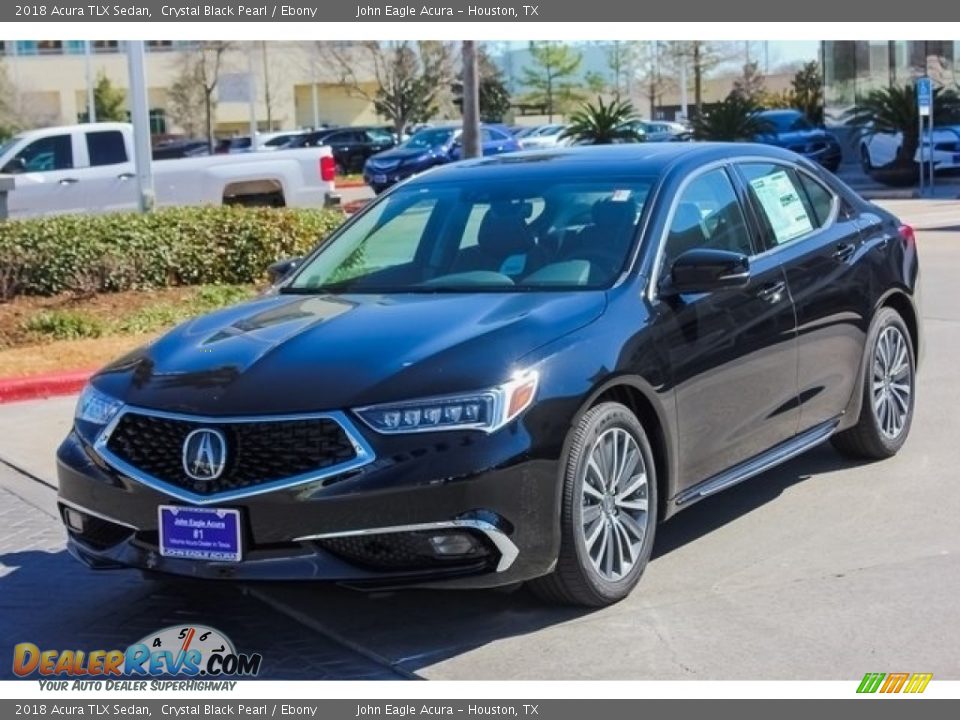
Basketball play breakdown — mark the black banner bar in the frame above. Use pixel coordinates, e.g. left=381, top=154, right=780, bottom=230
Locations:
left=0, top=0, right=950, bottom=22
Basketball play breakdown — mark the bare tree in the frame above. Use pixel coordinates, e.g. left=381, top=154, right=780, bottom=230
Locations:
left=731, top=61, right=766, bottom=103
left=169, top=41, right=232, bottom=150
left=259, top=41, right=288, bottom=130
left=635, top=41, right=672, bottom=119
left=166, top=62, right=206, bottom=138
left=318, top=41, right=456, bottom=134
left=665, top=41, right=732, bottom=115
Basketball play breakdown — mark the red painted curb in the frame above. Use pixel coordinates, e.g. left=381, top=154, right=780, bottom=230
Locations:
left=0, top=367, right=96, bottom=404
left=336, top=180, right=367, bottom=188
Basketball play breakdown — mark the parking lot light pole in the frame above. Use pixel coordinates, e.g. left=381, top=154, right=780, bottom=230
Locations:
left=126, top=40, right=155, bottom=212
left=461, top=41, right=481, bottom=159
left=85, top=41, right=96, bottom=123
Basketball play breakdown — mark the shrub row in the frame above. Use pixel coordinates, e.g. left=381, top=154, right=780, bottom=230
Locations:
left=0, top=206, right=345, bottom=300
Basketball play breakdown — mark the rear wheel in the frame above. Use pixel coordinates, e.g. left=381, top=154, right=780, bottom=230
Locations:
left=831, top=308, right=915, bottom=459
left=529, top=402, right=657, bottom=607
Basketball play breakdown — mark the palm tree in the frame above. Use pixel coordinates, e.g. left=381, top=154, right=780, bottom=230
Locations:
left=560, top=96, right=642, bottom=145
left=844, top=84, right=960, bottom=169
left=691, top=93, right=772, bottom=141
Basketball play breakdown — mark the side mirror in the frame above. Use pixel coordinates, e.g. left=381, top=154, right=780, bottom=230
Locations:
left=665, top=248, right=750, bottom=295
left=2, top=157, right=26, bottom=174
left=267, top=256, right=304, bottom=284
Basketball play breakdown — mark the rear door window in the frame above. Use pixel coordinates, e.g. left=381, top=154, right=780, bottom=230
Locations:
left=86, top=130, right=128, bottom=166
left=739, top=163, right=818, bottom=249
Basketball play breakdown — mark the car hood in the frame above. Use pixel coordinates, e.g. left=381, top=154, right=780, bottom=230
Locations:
left=757, top=128, right=836, bottom=146
left=369, top=146, right=442, bottom=163
left=93, top=291, right=606, bottom=416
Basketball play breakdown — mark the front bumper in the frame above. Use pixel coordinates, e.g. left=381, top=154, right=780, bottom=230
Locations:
left=56, top=418, right=561, bottom=589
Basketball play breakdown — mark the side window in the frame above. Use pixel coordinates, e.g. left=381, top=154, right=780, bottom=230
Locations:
left=86, top=131, right=128, bottom=166
left=661, top=168, right=752, bottom=270
left=11, top=135, right=74, bottom=172
left=740, top=163, right=817, bottom=248
left=796, top=171, right=836, bottom=226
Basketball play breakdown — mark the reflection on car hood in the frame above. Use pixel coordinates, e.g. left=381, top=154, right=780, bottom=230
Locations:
left=94, top=292, right=606, bottom=415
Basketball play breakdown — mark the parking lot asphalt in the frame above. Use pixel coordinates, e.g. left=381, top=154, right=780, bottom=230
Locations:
left=1, top=198, right=958, bottom=681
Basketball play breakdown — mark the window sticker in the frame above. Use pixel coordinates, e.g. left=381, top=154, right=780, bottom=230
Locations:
left=749, top=171, right=813, bottom=244
left=611, top=189, right=632, bottom=202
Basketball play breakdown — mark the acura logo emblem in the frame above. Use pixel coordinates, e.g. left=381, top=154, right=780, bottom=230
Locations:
left=182, top=428, right=228, bottom=481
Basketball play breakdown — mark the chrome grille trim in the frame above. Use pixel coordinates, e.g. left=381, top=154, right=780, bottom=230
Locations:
left=93, top=405, right=376, bottom=505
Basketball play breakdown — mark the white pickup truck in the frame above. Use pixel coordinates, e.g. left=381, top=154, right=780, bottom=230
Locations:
left=0, top=122, right=339, bottom=219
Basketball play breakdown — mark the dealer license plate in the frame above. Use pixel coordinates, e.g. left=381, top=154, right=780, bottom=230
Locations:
left=158, top=506, right=242, bottom=562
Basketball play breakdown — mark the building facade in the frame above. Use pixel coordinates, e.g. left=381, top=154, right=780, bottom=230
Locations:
left=0, top=40, right=383, bottom=137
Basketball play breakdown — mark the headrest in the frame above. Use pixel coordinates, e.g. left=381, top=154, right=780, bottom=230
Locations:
left=591, top=197, right=638, bottom=231
left=477, top=202, right=533, bottom=258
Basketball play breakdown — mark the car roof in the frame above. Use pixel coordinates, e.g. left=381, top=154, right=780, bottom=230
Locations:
left=402, top=143, right=812, bottom=185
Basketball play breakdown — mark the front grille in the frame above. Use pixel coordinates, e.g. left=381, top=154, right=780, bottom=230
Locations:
left=105, top=412, right=357, bottom=497
left=318, top=531, right=492, bottom=571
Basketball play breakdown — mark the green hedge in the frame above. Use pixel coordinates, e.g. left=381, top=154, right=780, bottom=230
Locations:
left=0, top=206, right=345, bottom=300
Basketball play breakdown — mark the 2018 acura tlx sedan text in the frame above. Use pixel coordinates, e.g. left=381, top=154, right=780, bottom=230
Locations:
left=57, top=144, right=921, bottom=607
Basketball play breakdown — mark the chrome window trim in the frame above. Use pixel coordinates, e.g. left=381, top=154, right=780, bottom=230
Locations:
left=645, top=155, right=840, bottom=302
left=294, top=518, right=520, bottom=572
left=739, top=162, right=840, bottom=263
left=92, top=406, right=376, bottom=506
left=645, top=158, right=739, bottom=302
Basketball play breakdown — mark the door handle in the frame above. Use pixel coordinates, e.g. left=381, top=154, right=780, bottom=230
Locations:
left=59, top=177, right=79, bottom=185
left=756, top=280, right=787, bottom=303
left=833, top=242, right=856, bottom=261
left=117, top=172, right=135, bottom=180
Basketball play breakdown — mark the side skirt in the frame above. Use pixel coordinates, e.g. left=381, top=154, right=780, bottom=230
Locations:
left=673, top=419, right=839, bottom=509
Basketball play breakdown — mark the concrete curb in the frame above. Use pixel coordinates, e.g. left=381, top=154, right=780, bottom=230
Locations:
left=0, top=368, right=94, bottom=404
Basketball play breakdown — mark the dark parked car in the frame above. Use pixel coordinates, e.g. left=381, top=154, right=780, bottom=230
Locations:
left=151, top=139, right=209, bottom=160
left=285, top=126, right=397, bottom=174
left=58, top=144, right=920, bottom=607
left=754, top=109, right=842, bottom=172
left=363, top=124, right=519, bottom=193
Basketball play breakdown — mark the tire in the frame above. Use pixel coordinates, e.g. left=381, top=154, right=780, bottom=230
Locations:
left=529, top=402, right=658, bottom=607
left=831, top=307, right=916, bottom=460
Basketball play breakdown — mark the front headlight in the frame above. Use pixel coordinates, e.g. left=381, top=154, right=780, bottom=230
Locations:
left=354, top=370, right=539, bottom=434
left=75, top=384, right=123, bottom=427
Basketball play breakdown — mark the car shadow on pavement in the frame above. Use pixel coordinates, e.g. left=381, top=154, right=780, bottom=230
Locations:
left=246, top=443, right=871, bottom=679
left=0, top=546, right=402, bottom=679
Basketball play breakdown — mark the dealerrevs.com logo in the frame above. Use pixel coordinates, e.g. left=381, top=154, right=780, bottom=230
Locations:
left=857, top=672, right=933, bottom=694
left=13, top=624, right=262, bottom=684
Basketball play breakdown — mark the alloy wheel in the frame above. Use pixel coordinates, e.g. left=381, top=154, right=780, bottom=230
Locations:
left=579, top=427, right=650, bottom=582
left=872, top=325, right=912, bottom=439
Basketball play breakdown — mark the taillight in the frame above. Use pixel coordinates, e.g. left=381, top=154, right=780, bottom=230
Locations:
left=899, top=224, right=916, bottom=246
left=320, top=155, right=336, bottom=182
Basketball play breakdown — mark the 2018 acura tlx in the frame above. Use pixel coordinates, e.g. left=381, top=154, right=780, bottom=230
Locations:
left=58, top=144, right=921, bottom=607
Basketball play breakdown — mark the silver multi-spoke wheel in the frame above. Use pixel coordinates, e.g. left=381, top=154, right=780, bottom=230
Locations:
left=872, top=325, right=912, bottom=439
left=580, top=427, right=649, bottom=582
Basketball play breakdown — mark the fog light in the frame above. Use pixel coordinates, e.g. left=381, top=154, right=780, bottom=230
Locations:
left=428, top=532, right=481, bottom=556
left=64, top=508, right=85, bottom=532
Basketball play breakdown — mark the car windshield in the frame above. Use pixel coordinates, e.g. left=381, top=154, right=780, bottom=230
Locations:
left=405, top=128, right=456, bottom=149
left=767, top=113, right=813, bottom=132
left=0, top=137, right=21, bottom=158
left=285, top=176, right=654, bottom=294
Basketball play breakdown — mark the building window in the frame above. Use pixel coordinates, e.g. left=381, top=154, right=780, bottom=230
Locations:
left=147, top=41, right=174, bottom=51
left=15, top=41, right=38, bottom=55
left=37, top=41, right=64, bottom=54
left=64, top=41, right=86, bottom=55
left=149, top=109, right=167, bottom=135
left=93, top=41, right=120, bottom=53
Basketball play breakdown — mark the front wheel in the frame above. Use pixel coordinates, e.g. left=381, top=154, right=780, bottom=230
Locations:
left=529, top=402, right=658, bottom=607
left=831, top=308, right=915, bottom=459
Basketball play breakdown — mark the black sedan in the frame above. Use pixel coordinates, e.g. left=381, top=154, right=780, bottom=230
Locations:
left=58, top=144, right=920, bottom=607
left=285, top=126, right=397, bottom=174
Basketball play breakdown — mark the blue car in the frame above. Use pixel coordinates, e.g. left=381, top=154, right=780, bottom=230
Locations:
left=754, top=109, right=842, bottom=172
left=363, top=124, right=519, bottom=194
